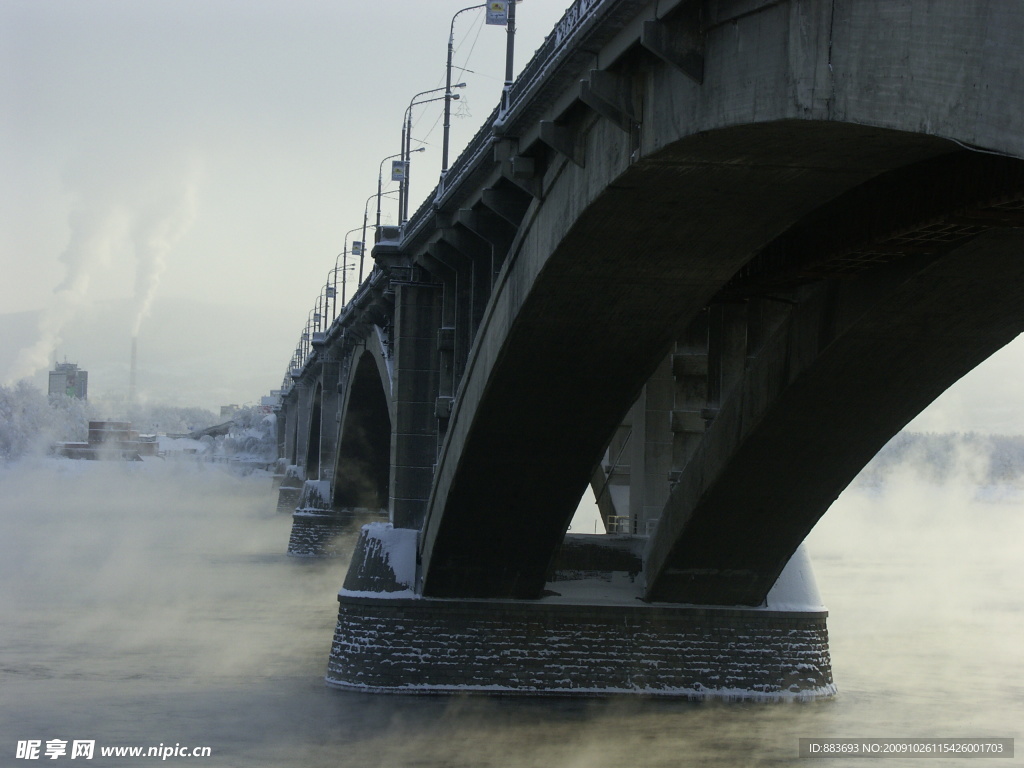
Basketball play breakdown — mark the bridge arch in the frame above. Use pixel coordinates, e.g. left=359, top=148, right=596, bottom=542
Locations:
left=643, top=153, right=1024, bottom=604
left=419, top=117, right=1023, bottom=599
left=332, top=336, right=394, bottom=513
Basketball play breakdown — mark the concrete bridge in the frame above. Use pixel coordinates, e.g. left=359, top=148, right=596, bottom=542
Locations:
left=274, top=0, right=1023, bottom=697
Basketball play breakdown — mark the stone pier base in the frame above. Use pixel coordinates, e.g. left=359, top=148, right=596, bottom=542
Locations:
left=275, top=467, right=303, bottom=513
left=326, top=525, right=834, bottom=699
left=286, top=510, right=387, bottom=557
left=287, top=481, right=389, bottom=557
left=326, top=594, right=834, bottom=699
left=287, top=511, right=349, bottom=557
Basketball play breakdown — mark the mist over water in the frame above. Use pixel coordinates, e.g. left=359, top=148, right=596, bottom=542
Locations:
left=0, top=456, right=1020, bottom=767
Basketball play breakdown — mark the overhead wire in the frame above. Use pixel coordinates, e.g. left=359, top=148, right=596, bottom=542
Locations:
left=412, top=7, right=487, bottom=143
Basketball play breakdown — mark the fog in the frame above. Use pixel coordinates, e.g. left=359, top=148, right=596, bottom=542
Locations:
left=1, top=449, right=1020, bottom=766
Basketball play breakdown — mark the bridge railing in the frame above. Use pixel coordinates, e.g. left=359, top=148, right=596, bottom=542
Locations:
left=404, top=0, right=619, bottom=245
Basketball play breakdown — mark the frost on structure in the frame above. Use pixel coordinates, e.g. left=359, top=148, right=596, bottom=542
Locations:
left=328, top=538, right=835, bottom=699
left=298, top=480, right=332, bottom=512
left=327, top=595, right=835, bottom=700
left=341, top=523, right=418, bottom=598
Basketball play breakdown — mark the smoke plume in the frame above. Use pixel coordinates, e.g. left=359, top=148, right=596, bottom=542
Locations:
left=2, top=159, right=202, bottom=386
left=130, top=162, right=201, bottom=337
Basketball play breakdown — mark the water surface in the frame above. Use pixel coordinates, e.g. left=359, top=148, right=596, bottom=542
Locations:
left=0, top=459, right=1020, bottom=766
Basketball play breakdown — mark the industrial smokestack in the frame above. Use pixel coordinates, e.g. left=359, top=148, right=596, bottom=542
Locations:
left=129, top=336, right=138, bottom=403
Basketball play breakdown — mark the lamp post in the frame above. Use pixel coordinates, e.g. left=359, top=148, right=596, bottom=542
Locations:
left=397, top=146, right=426, bottom=225
left=323, top=264, right=340, bottom=323
left=339, top=225, right=363, bottom=309
left=401, top=86, right=445, bottom=222
left=326, top=255, right=342, bottom=321
left=378, top=151, right=422, bottom=235
left=443, top=5, right=486, bottom=174
left=377, top=152, right=404, bottom=235
left=314, top=290, right=325, bottom=333
left=302, top=309, right=315, bottom=362
left=359, top=189, right=401, bottom=284
left=402, top=87, right=462, bottom=222
left=502, top=0, right=518, bottom=112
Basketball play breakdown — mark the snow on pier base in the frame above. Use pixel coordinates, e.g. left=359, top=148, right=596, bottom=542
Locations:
left=286, top=480, right=387, bottom=557
left=326, top=526, right=835, bottom=700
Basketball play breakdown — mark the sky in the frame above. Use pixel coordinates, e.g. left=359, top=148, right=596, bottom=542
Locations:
left=1, top=0, right=1022, bottom=430
left=0, top=0, right=576, bottom=411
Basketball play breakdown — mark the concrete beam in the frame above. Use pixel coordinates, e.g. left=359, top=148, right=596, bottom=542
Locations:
left=640, top=17, right=703, bottom=84
left=455, top=207, right=516, bottom=249
left=580, top=69, right=637, bottom=134
left=539, top=120, right=586, bottom=167
left=480, top=187, right=530, bottom=227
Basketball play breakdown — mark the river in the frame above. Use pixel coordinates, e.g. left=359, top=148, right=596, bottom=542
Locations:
left=0, top=457, right=1020, bottom=767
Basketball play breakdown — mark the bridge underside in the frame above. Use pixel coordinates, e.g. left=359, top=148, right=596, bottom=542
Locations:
left=333, top=351, right=391, bottom=511
left=273, top=0, right=1024, bottom=699
left=422, top=124, right=1024, bottom=603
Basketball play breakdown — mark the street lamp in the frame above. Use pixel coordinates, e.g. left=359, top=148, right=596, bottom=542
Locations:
left=338, top=225, right=363, bottom=310
left=378, top=149, right=424, bottom=235
left=359, top=189, right=401, bottom=284
left=402, top=86, right=463, bottom=222
left=325, top=259, right=340, bottom=321
left=443, top=5, right=486, bottom=173
left=501, top=0, right=519, bottom=112
left=377, top=152, right=403, bottom=235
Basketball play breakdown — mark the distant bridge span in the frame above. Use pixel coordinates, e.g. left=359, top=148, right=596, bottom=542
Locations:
left=276, top=0, right=1023, bottom=696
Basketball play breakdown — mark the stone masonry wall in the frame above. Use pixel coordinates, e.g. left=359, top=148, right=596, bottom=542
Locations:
left=276, top=483, right=302, bottom=513
left=287, top=512, right=349, bottom=557
left=288, top=511, right=389, bottom=557
left=327, top=596, right=834, bottom=699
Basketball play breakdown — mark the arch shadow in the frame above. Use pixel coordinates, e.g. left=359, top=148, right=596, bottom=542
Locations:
left=333, top=339, right=394, bottom=513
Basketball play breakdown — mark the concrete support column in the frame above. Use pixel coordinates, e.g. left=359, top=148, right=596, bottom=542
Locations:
left=391, top=282, right=443, bottom=529
left=282, top=391, right=299, bottom=466
left=635, top=354, right=674, bottom=535
left=294, top=382, right=314, bottom=478
left=318, top=361, right=342, bottom=485
left=671, top=311, right=710, bottom=474
left=707, top=303, right=748, bottom=411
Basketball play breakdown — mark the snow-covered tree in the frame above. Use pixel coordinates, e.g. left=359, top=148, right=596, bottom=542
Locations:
left=221, top=406, right=277, bottom=462
left=0, top=382, right=96, bottom=461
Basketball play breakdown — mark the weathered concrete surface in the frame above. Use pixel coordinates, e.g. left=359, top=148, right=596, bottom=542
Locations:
left=648, top=229, right=1024, bottom=604
left=278, top=0, right=1022, bottom=617
left=419, top=0, right=1024, bottom=599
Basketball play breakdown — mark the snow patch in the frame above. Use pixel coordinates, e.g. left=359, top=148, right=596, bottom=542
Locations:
left=338, top=522, right=419, bottom=599
left=361, top=522, right=417, bottom=586
left=764, top=544, right=826, bottom=612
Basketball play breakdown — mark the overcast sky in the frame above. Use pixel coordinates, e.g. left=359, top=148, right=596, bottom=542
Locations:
left=2, top=0, right=1022, bottom=431
left=0, top=0, right=576, bottom=410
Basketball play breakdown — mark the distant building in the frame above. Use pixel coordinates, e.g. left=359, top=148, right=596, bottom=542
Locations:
left=55, top=421, right=158, bottom=461
left=49, top=361, right=88, bottom=400
left=220, top=404, right=240, bottom=419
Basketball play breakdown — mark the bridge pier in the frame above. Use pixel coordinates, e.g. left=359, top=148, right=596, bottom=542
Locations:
left=326, top=525, right=833, bottom=699
left=275, top=465, right=303, bottom=514
left=271, top=0, right=1022, bottom=701
left=287, top=481, right=388, bottom=557
left=390, top=281, right=443, bottom=529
